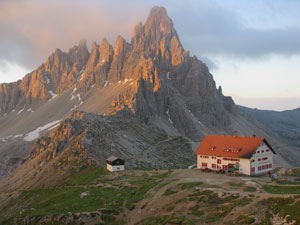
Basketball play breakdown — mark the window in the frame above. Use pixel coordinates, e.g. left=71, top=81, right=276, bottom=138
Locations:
left=251, top=159, right=255, bottom=163
left=257, top=151, right=260, bottom=154
left=258, top=166, right=262, bottom=171
left=222, top=165, right=228, bottom=170
left=212, top=156, right=216, bottom=159
left=266, top=149, right=269, bottom=152
left=262, top=150, right=264, bottom=153
left=258, top=158, right=261, bottom=161
left=217, top=159, right=221, bottom=164
left=269, top=164, right=272, bottom=168
left=212, top=164, right=216, bottom=168
left=202, top=162, right=207, bottom=167
left=262, top=157, right=268, bottom=161
left=251, top=167, right=255, bottom=172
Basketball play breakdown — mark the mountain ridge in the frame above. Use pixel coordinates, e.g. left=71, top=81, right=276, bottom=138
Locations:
left=0, top=6, right=299, bottom=181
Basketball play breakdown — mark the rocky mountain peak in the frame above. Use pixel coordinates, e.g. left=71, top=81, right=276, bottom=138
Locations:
left=145, top=6, right=173, bottom=32
left=132, top=6, right=184, bottom=66
left=68, top=39, right=90, bottom=68
left=99, top=38, right=113, bottom=64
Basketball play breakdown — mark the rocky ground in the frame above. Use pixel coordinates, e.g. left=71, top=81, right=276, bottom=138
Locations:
left=0, top=110, right=195, bottom=191
left=1, top=168, right=300, bottom=225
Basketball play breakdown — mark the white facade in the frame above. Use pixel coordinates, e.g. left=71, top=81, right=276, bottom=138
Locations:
left=196, top=140, right=274, bottom=176
left=107, top=164, right=125, bottom=172
left=249, top=141, right=274, bottom=175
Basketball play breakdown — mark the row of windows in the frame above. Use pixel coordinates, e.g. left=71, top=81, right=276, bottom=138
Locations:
left=251, top=164, right=272, bottom=172
left=203, top=163, right=227, bottom=170
left=251, top=157, right=269, bottom=163
left=223, top=158, right=240, bottom=162
left=258, top=164, right=272, bottom=171
left=199, top=155, right=239, bottom=162
left=255, top=149, right=270, bottom=154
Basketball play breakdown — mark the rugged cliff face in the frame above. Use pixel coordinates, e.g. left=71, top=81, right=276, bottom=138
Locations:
left=0, top=6, right=298, bottom=181
left=0, top=7, right=235, bottom=138
left=0, top=110, right=194, bottom=190
left=0, top=40, right=90, bottom=112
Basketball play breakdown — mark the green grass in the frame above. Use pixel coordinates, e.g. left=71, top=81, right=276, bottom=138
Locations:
left=64, top=166, right=108, bottom=185
left=138, top=215, right=194, bottom=225
left=205, top=197, right=252, bottom=223
left=261, top=197, right=300, bottom=224
left=263, top=185, right=300, bottom=194
left=163, top=188, right=178, bottom=196
left=163, top=182, right=203, bottom=196
left=274, top=179, right=300, bottom=185
left=179, top=182, right=203, bottom=190
left=18, top=185, right=126, bottom=217
left=243, top=186, right=257, bottom=192
left=2, top=168, right=170, bottom=224
left=126, top=172, right=170, bottom=209
left=187, top=188, right=253, bottom=223
left=236, top=215, right=255, bottom=224
left=227, top=181, right=245, bottom=187
left=189, top=205, right=204, bottom=216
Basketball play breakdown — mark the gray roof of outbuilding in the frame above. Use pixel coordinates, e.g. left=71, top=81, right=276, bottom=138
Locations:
left=106, top=156, right=119, bottom=162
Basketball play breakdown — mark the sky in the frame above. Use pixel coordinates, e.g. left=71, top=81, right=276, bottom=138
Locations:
left=0, top=0, right=299, bottom=111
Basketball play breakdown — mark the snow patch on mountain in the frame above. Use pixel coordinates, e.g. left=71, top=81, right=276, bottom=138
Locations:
left=44, top=76, right=50, bottom=84
left=104, top=80, right=109, bottom=87
left=24, top=120, right=61, bottom=142
left=166, top=109, right=173, bottom=124
left=167, top=72, right=171, bottom=80
left=17, top=106, right=25, bottom=115
left=49, top=90, right=57, bottom=98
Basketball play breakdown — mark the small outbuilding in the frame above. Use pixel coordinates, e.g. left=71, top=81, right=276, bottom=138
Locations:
left=106, top=156, right=125, bottom=172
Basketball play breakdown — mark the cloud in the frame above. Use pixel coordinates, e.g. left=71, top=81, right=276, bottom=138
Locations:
left=167, top=0, right=300, bottom=59
left=0, top=0, right=152, bottom=70
left=197, top=56, right=218, bottom=71
left=1, top=0, right=300, bottom=75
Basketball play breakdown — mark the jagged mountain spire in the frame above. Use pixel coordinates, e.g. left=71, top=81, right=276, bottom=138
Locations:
left=132, top=6, right=184, bottom=65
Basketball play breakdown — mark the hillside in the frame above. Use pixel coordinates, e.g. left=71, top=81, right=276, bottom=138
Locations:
left=1, top=167, right=300, bottom=224
left=0, top=110, right=194, bottom=191
left=240, top=106, right=300, bottom=151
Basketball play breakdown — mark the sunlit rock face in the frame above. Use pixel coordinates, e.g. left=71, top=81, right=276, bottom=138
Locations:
left=0, top=6, right=235, bottom=137
left=1, top=6, right=258, bottom=181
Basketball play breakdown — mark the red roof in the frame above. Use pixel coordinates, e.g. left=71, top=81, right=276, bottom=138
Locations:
left=194, top=135, right=275, bottom=159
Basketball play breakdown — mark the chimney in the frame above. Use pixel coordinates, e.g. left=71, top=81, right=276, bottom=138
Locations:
left=253, top=134, right=256, bottom=137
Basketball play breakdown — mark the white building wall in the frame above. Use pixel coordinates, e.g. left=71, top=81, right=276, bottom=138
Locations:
left=197, top=155, right=251, bottom=175
left=250, top=141, right=274, bottom=175
left=196, top=140, right=275, bottom=176
left=239, top=158, right=251, bottom=175
left=107, top=164, right=125, bottom=172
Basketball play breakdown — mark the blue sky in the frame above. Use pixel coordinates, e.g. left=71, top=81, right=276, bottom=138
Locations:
left=0, top=0, right=299, bottom=110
